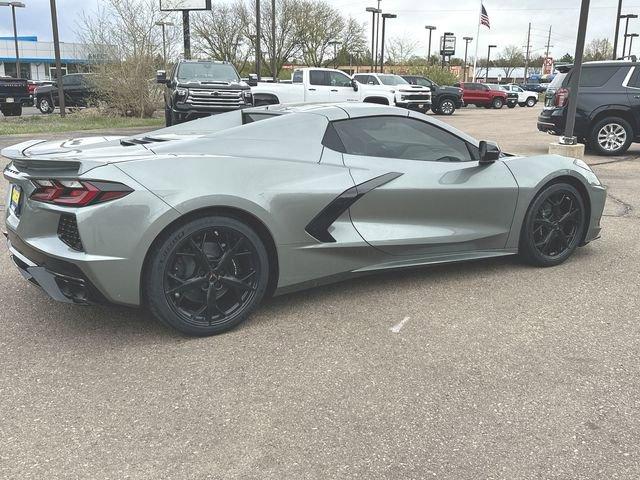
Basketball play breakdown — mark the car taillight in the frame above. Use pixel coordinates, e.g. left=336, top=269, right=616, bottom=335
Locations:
left=555, top=87, right=569, bottom=107
left=30, top=179, right=133, bottom=207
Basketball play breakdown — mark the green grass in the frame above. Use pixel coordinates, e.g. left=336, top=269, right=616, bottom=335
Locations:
left=0, top=111, right=163, bottom=136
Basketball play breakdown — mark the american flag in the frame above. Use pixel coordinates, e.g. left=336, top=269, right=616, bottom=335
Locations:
left=480, top=4, right=490, bottom=28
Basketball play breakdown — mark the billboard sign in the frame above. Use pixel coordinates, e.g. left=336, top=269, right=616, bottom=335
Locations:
left=440, top=35, right=456, bottom=56
left=160, top=0, right=211, bottom=11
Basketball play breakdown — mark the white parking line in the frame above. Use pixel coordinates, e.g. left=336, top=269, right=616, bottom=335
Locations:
left=390, top=316, right=410, bottom=333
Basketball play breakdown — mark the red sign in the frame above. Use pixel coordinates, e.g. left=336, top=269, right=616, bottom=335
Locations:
left=543, top=57, right=554, bottom=75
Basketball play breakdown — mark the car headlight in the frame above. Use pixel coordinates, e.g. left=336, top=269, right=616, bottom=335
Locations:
left=175, top=87, right=188, bottom=99
left=574, top=158, right=593, bottom=172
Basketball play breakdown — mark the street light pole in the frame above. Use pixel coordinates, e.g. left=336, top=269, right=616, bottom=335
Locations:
left=613, top=0, right=623, bottom=59
left=255, top=0, right=261, bottom=80
left=561, top=0, right=590, bottom=145
left=486, top=44, right=496, bottom=82
left=366, top=7, right=381, bottom=72
left=621, top=14, right=638, bottom=58
left=48, top=0, right=65, bottom=116
left=155, top=21, right=174, bottom=68
left=425, top=25, right=436, bottom=65
left=380, top=13, right=396, bottom=73
left=374, top=0, right=381, bottom=72
left=463, top=37, right=473, bottom=82
left=0, top=2, right=26, bottom=78
left=627, top=33, right=639, bottom=57
left=271, top=0, right=276, bottom=81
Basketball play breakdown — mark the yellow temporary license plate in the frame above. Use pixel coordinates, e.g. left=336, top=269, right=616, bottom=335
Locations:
left=9, top=184, right=21, bottom=215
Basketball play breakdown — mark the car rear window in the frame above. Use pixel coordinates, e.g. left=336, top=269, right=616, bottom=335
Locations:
left=579, top=66, right=619, bottom=87
left=548, top=72, right=568, bottom=89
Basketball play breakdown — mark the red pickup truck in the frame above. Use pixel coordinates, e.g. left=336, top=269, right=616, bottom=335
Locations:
left=455, top=82, right=509, bottom=109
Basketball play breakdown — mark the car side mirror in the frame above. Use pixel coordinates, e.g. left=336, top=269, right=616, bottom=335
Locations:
left=247, top=74, right=258, bottom=87
left=429, top=85, right=435, bottom=91
left=352, top=79, right=359, bottom=91
left=156, top=70, right=167, bottom=84
left=479, top=140, right=501, bottom=164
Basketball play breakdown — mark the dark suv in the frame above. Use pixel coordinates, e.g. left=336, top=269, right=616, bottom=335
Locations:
left=401, top=75, right=463, bottom=115
left=537, top=61, right=640, bottom=155
left=158, top=60, right=253, bottom=126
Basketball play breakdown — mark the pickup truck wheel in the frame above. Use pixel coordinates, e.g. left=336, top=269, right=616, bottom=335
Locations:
left=492, top=97, right=504, bottom=109
left=37, top=96, right=54, bottom=114
left=526, top=97, right=537, bottom=107
left=507, top=102, right=516, bottom=109
left=437, top=98, right=456, bottom=115
left=590, top=117, right=633, bottom=156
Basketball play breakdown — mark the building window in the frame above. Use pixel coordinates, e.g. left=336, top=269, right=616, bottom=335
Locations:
left=4, top=62, right=31, bottom=79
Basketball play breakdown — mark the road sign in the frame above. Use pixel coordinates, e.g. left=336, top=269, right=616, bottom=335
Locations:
left=543, top=57, right=554, bottom=75
left=160, top=0, right=211, bottom=11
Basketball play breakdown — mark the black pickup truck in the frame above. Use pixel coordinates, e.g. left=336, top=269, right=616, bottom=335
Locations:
left=0, top=77, right=30, bottom=116
left=401, top=75, right=464, bottom=115
left=157, top=60, right=254, bottom=126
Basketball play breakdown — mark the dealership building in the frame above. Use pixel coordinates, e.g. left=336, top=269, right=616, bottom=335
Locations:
left=0, top=36, right=91, bottom=80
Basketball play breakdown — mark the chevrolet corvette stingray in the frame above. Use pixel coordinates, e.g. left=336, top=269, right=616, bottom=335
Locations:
left=3, top=103, right=606, bottom=336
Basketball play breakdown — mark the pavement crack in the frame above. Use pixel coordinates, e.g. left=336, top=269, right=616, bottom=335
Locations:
left=603, top=192, right=633, bottom=218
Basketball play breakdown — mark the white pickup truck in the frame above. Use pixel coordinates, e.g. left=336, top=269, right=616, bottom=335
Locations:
left=250, top=67, right=431, bottom=112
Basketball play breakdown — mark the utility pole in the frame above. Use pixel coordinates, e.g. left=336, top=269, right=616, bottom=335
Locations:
left=49, top=0, right=65, bottom=116
left=182, top=11, right=191, bottom=59
left=155, top=21, right=174, bottom=68
left=523, top=22, right=531, bottom=82
left=613, top=0, right=623, bottom=59
left=0, top=2, right=26, bottom=77
left=255, top=0, right=261, bottom=80
left=271, top=0, right=276, bottom=81
left=545, top=25, right=552, bottom=59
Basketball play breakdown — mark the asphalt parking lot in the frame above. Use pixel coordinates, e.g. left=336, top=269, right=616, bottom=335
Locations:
left=0, top=105, right=638, bottom=479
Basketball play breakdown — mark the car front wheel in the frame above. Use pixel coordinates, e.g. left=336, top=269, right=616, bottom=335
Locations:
left=145, top=215, right=270, bottom=336
left=492, top=97, right=504, bottom=109
left=590, top=117, right=633, bottom=156
left=526, top=97, right=537, bottom=107
left=519, top=183, right=586, bottom=267
left=438, top=98, right=456, bottom=115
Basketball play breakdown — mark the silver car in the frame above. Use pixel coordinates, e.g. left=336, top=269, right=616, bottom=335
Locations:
left=3, top=103, right=606, bottom=336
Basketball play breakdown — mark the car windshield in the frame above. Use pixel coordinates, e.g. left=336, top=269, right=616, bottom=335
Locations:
left=177, top=63, right=240, bottom=83
left=378, top=74, right=409, bottom=86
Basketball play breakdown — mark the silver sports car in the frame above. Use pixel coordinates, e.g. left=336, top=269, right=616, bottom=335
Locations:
left=3, top=103, right=605, bottom=336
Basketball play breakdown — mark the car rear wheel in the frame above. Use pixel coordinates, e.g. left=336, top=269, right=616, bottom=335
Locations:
left=590, top=117, right=633, bottom=156
left=437, top=98, right=456, bottom=115
left=492, top=97, right=504, bottom=109
left=519, top=183, right=586, bottom=267
left=145, top=215, right=270, bottom=336
left=37, top=96, right=54, bottom=114
left=526, top=97, right=537, bottom=107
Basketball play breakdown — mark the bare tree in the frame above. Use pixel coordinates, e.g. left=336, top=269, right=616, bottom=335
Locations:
left=496, top=45, right=524, bottom=80
left=78, top=0, right=164, bottom=117
left=386, top=36, right=419, bottom=65
left=585, top=38, right=613, bottom=61
left=192, top=1, right=251, bottom=73
left=341, top=17, right=367, bottom=61
left=297, top=0, right=345, bottom=67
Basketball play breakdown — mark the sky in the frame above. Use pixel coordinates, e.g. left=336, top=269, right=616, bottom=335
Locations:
left=2, top=0, right=638, bottom=60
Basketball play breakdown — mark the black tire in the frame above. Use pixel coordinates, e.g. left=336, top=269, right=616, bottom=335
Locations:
left=525, top=97, right=537, bottom=107
left=431, top=105, right=439, bottom=114
left=589, top=116, right=633, bottom=156
left=492, top=97, right=504, bottom=109
left=518, top=102, right=526, bottom=107
left=145, top=215, right=270, bottom=336
left=37, top=96, right=54, bottom=114
left=164, top=107, right=172, bottom=127
left=437, top=98, right=456, bottom=115
left=507, top=103, right=516, bottom=109
left=519, top=183, right=586, bottom=267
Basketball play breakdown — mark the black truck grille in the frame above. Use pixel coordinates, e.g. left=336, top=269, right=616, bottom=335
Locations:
left=186, top=89, right=244, bottom=108
left=57, top=214, right=84, bottom=251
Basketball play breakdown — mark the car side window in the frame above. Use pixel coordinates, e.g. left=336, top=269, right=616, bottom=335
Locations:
left=416, top=78, right=431, bottom=87
left=579, top=66, right=620, bottom=87
left=292, top=70, right=303, bottom=83
left=309, top=70, right=329, bottom=86
left=329, top=71, right=352, bottom=87
left=331, top=116, right=474, bottom=162
left=353, top=75, right=367, bottom=84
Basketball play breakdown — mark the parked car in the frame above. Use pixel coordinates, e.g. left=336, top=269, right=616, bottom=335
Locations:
left=485, top=84, right=519, bottom=108
left=251, top=68, right=431, bottom=112
left=537, top=61, right=640, bottom=155
left=27, top=80, right=52, bottom=106
left=157, top=59, right=253, bottom=126
left=0, top=76, right=30, bottom=116
left=3, top=103, right=605, bottom=336
left=401, top=75, right=464, bottom=115
left=35, top=73, right=98, bottom=114
left=489, top=84, right=538, bottom=107
left=455, top=82, right=510, bottom=109
left=521, top=82, right=548, bottom=93
left=352, top=73, right=432, bottom=112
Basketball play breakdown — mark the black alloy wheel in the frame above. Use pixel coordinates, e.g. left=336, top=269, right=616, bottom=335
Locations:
left=520, top=183, right=586, bottom=267
left=146, top=216, right=269, bottom=336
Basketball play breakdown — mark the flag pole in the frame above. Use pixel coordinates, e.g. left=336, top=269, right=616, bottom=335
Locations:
left=472, top=0, right=482, bottom=82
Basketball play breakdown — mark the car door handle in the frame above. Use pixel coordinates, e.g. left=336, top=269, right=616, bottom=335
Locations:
left=308, top=88, right=316, bottom=91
